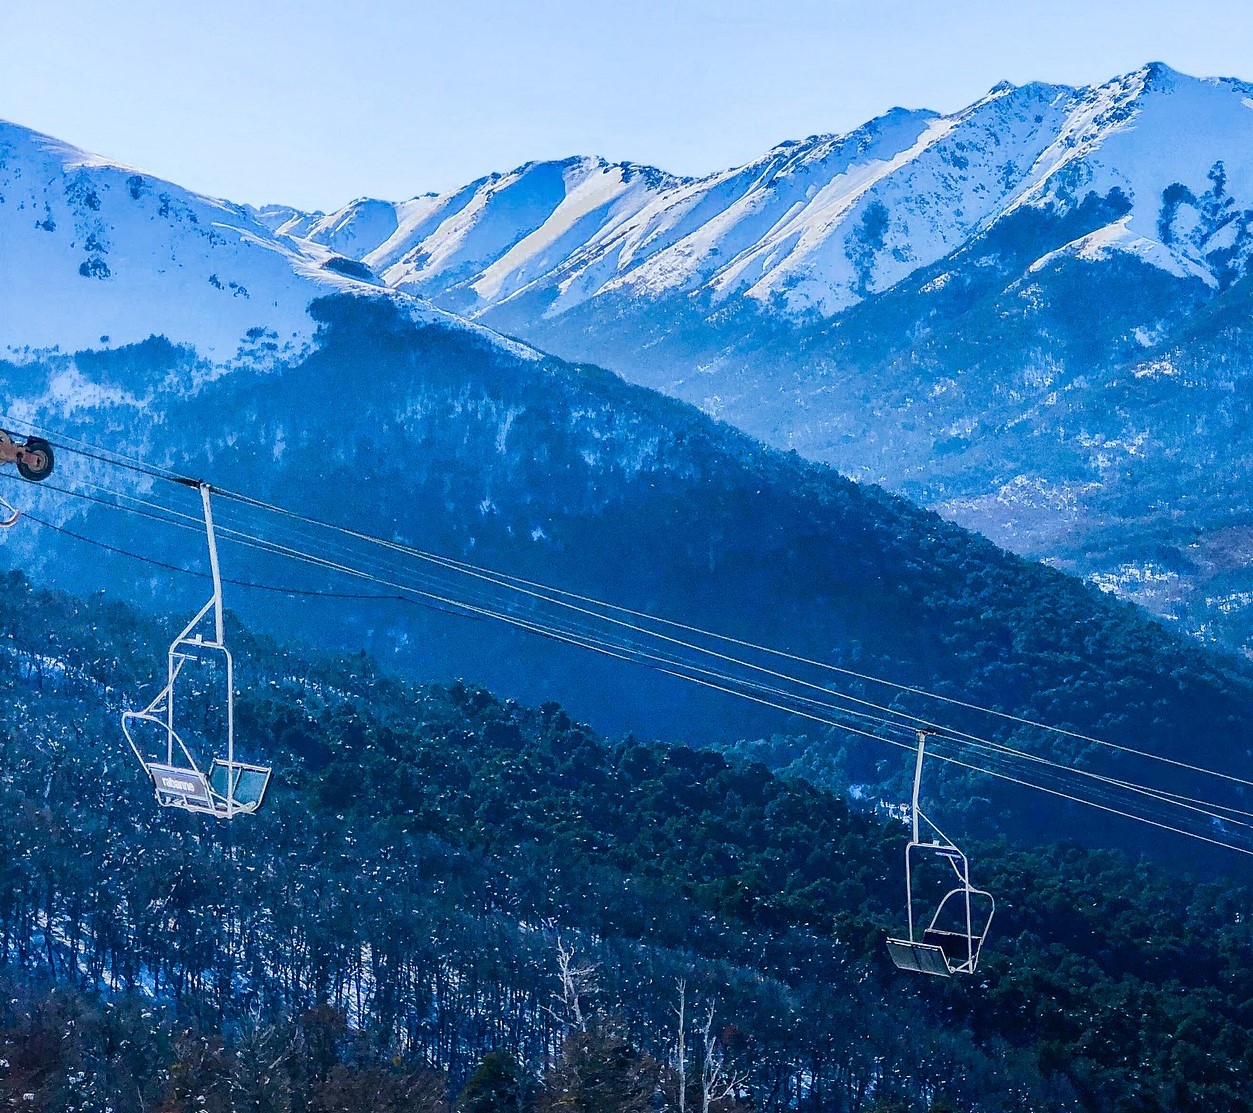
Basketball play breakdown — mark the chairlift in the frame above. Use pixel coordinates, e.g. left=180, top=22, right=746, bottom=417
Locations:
left=122, top=482, right=272, bottom=818
left=0, top=431, right=54, bottom=482
left=886, top=731, right=995, bottom=977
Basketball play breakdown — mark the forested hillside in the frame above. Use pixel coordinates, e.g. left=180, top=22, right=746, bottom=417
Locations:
left=0, top=574, right=1250, bottom=1112
left=239, top=63, right=1253, bottom=659
left=7, top=296, right=1253, bottom=860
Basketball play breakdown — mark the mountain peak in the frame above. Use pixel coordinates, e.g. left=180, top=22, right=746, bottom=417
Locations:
left=0, top=124, right=450, bottom=360
left=1123, top=59, right=1189, bottom=96
left=1108, top=59, right=1253, bottom=100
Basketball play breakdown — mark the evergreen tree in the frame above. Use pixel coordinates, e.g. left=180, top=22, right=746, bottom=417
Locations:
left=156, top=1032, right=234, bottom=1113
left=457, top=1049, right=531, bottom=1113
left=538, top=1026, right=658, bottom=1113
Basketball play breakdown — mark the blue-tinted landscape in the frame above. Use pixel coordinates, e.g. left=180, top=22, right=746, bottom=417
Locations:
left=2, top=9, right=1253, bottom=1110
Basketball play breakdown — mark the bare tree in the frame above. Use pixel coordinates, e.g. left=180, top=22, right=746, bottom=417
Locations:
left=671, top=979, right=689, bottom=1113
left=697, top=998, right=749, bottom=1113
left=230, top=1021, right=295, bottom=1113
left=547, top=936, right=599, bottom=1033
left=667, top=982, right=747, bottom=1113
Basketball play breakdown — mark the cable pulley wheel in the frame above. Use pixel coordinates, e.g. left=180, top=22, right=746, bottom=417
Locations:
left=16, top=437, right=54, bottom=482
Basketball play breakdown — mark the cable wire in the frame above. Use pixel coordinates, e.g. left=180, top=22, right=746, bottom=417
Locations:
left=38, top=476, right=1253, bottom=850
left=10, top=423, right=1253, bottom=854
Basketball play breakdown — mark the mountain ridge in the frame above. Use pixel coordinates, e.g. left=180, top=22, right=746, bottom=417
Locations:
left=264, top=63, right=1253, bottom=323
left=0, top=118, right=541, bottom=368
left=253, top=60, right=1253, bottom=661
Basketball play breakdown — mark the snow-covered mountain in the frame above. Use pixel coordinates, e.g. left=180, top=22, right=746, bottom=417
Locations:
left=0, top=119, right=532, bottom=368
left=250, top=156, right=684, bottom=317
left=8, top=63, right=1253, bottom=662
left=254, top=62, right=1253, bottom=660
left=266, top=63, right=1253, bottom=322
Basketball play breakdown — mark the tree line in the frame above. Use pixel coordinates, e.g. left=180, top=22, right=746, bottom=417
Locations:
left=0, top=572, right=1249, bottom=1110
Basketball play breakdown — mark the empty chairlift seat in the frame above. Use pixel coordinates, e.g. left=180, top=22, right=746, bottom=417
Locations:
left=885, top=732, right=995, bottom=978
left=121, top=482, right=273, bottom=821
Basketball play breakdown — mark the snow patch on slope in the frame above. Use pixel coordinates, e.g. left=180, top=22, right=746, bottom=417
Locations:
left=1009, top=64, right=1253, bottom=277
left=0, top=121, right=376, bottom=360
left=1028, top=214, right=1218, bottom=284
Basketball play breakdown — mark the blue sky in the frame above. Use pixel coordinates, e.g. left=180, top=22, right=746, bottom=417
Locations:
left=5, top=0, right=1253, bottom=210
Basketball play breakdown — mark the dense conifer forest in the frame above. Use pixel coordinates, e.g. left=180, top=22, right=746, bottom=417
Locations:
left=0, top=573, right=1250, bottom=1112
left=9, top=297, right=1253, bottom=863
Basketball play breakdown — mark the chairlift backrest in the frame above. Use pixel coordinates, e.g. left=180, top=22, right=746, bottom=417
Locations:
left=886, top=937, right=953, bottom=977
left=149, top=762, right=213, bottom=810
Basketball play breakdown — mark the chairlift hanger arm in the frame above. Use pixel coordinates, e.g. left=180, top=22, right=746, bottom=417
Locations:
left=908, top=730, right=955, bottom=847
left=889, top=729, right=995, bottom=976
left=910, top=730, right=926, bottom=842
left=199, top=483, right=225, bottom=646
left=120, top=479, right=270, bottom=820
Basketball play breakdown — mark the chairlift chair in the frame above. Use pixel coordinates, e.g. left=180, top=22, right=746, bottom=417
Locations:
left=886, top=731, right=995, bottom=977
left=122, top=482, right=272, bottom=819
